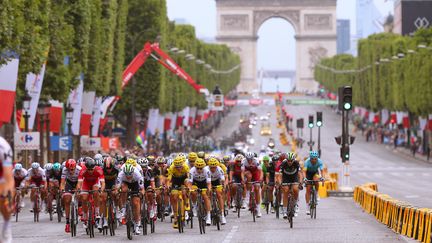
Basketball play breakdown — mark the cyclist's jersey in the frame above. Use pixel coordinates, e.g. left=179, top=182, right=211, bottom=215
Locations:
left=219, top=163, right=227, bottom=174
left=13, top=168, right=28, bottom=186
left=229, top=161, right=245, bottom=178
left=103, top=167, right=119, bottom=182
left=116, top=168, right=144, bottom=189
left=188, top=167, right=211, bottom=183
left=303, top=158, right=324, bottom=173
left=27, top=167, right=46, bottom=183
left=261, top=163, right=268, bottom=175
left=167, top=164, right=190, bottom=180
left=140, top=166, right=155, bottom=182
left=207, top=166, right=225, bottom=182
left=78, top=166, right=104, bottom=183
left=186, top=159, right=195, bottom=168
left=61, top=166, right=82, bottom=183
left=0, top=137, right=13, bottom=181
left=241, top=158, right=262, bottom=173
left=280, top=160, right=301, bottom=182
left=46, top=170, right=62, bottom=181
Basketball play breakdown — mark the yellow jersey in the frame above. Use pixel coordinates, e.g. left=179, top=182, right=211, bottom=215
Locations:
left=167, top=163, right=190, bottom=179
left=219, top=163, right=228, bottom=175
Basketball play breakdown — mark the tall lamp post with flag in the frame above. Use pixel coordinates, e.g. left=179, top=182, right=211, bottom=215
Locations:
left=65, top=104, right=74, bottom=158
left=22, top=90, right=31, bottom=167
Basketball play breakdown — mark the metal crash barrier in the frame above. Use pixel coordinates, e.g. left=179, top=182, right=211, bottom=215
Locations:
left=353, top=183, right=432, bottom=243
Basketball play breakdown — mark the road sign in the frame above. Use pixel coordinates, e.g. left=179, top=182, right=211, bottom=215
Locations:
left=285, top=99, right=338, bottom=105
left=50, top=136, right=72, bottom=151
left=14, top=132, right=40, bottom=150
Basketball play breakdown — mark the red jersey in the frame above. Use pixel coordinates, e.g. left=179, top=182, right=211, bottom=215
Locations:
left=229, top=161, right=244, bottom=177
left=78, top=166, right=104, bottom=183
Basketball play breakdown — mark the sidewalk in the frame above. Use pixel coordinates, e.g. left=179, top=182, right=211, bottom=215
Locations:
left=383, top=145, right=432, bottom=164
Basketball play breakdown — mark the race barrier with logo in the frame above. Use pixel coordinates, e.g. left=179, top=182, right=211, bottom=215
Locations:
left=353, top=183, right=432, bottom=243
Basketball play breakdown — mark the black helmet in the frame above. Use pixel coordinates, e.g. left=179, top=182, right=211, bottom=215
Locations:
left=85, top=157, right=96, bottom=169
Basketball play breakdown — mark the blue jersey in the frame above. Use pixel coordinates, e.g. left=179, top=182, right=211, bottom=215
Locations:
left=303, top=158, right=323, bottom=173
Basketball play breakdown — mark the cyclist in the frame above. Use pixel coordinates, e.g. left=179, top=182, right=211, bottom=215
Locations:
left=242, top=152, right=263, bottom=217
left=187, top=152, right=197, bottom=168
left=117, top=164, right=144, bottom=234
left=155, top=157, right=170, bottom=217
left=303, top=151, right=324, bottom=215
left=188, top=158, right=211, bottom=225
left=60, top=159, right=82, bottom=233
left=197, top=151, right=205, bottom=160
left=260, top=155, right=274, bottom=213
left=77, top=157, right=105, bottom=229
left=99, top=156, right=119, bottom=230
left=0, top=137, right=14, bottom=243
left=12, top=163, right=28, bottom=208
left=122, top=158, right=143, bottom=174
left=207, top=158, right=227, bottom=225
left=166, top=156, right=190, bottom=229
left=138, top=157, right=156, bottom=219
left=26, top=162, right=47, bottom=212
left=278, top=152, right=303, bottom=218
left=229, top=154, right=245, bottom=211
left=47, top=162, right=62, bottom=213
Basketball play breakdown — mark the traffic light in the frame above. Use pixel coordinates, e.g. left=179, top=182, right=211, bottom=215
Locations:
left=308, top=115, right=314, bottom=128
left=341, top=146, right=350, bottom=161
left=338, top=86, right=353, bottom=111
left=296, top=118, right=304, bottom=129
left=316, top=112, right=323, bottom=127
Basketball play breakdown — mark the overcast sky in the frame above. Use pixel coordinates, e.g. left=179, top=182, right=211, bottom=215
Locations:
left=166, top=0, right=393, bottom=71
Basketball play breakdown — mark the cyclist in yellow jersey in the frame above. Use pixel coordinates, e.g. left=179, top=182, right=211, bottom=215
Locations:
left=166, top=156, right=190, bottom=228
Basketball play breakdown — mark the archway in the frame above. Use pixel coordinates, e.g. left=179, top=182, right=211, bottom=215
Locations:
left=216, top=0, right=337, bottom=93
left=257, top=18, right=296, bottom=93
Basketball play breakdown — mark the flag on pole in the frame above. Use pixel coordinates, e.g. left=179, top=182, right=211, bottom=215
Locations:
left=23, top=62, right=46, bottom=130
left=66, top=79, right=84, bottom=135
left=49, top=100, right=63, bottom=133
left=80, top=91, right=95, bottom=135
left=91, top=97, right=102, bottom=137
left=0, top=56, right=20, bottom=125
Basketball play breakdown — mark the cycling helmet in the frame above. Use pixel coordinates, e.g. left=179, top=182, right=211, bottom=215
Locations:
left=222, top=155, right=230, bottom=163
left=173, top=157, right=184, bottom=167
left=197, top=151, right=205, bottom=159
left=156, top=156, right=166, bottom=164
left=94, top=153, right=103, bottom=163
left=52, top=162, right=62, bottom=172
left=123, top=164, right=134, bottom=175
left=77, top=157, right=85, bottom=164
left=272, top=154, right=280, bottom=162
left=32, top=162, right=41, bottom=169
left=14, top=163, right=23, bottom=171
left=280, top=152, right=288, bottom=160
left=188, top=152, right=198, bottom=161
left=84, top=157, right=96, bottom=169
left=194, top=158, right=206, bottom=169
left=147, top=155, right=155, bottom=163
left=309, top=151, right=319, bottom=159
left=44, top=162, right=52, bottom=170
left=262, top=155, right=270, bottom=162
left=234, top=154, right=244, bottom=162
left=65, top=159, right=77, bottom=170
left=245, top=152, right=254, bottom=160
left=138, top=157, right=149, bottom=167
left=116, top=155, right=125, bottom=163
left=287, top=152, right=296, bottom=161
left=126, top=158, right=137, bottom=166
left=208, top=158, right=219, bottom=167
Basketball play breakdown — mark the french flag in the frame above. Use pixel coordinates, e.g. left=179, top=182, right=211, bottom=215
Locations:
left=80, top=91, right=95, bottom=135
left=0, top=57, right=20, bottom=126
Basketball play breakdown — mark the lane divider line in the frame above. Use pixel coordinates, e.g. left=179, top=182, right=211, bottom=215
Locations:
left=222, top=225, right=239, bottom=243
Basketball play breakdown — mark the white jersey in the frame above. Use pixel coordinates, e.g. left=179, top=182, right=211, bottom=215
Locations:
left=207, top=166, right=225, bottom=182
left=13, top=168, right=28, bottom=181
left=121, top=163, right=143, bottom=174
left=26, top=167, right=46, bottom=181
left=188, top=167, right=211, bottom=183
left=61, top=165, right=82, bottom=183
left=241, top=158, right=262, bottom=171
left=117, top=168, right=144, bottom=189
left=0, top=137, right=13, bottom=167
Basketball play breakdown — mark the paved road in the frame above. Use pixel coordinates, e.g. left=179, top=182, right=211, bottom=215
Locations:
left=11, top=94, right=427, bottom=242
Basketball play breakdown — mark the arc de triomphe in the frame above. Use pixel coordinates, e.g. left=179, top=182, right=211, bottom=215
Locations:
left=215, top=0, right=337, bottom=93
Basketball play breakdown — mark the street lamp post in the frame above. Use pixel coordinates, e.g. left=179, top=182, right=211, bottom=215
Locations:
left=37, top=102, right=45, bottom=163
left=45, top=103, right=51, bottom=163
left=65, top=104, right=74, bottom=158
left=23, top=91, right=31, bottom=167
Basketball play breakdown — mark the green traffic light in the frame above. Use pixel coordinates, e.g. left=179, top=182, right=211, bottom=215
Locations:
left=344, top=103, right=352, bottom=110
left=308, top=124, right=314, bottom=128
left=344, top=154, right=349, bottom=159
left=316, top=121, right=322, bottom=127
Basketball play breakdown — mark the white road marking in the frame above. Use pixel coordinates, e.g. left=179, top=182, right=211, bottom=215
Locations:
left=405, top=195, right=419, bottom=199
left=222, top=225, right=239, bottom=243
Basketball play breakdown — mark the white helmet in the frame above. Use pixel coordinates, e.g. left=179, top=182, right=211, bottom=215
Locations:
left=32, top=162, right=41, bottom=169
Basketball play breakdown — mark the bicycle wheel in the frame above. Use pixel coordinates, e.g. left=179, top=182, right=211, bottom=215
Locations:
left=48, top=194, right=53, bottom=221
left=189, top=198, right=194, bottom=229
left=250, top=192, right=256, bottom=222
left=275, top=189, right=280, bottom=219
left=108, top=200, right=115, bottom=236
left=15, top=196, right=19, bottom=222
left=288, top=197, right=294, bottom=228
left=310, top=190, right=315, bottom=219
left=88, top=204, right=95, bottom=238
left=71, top=201, right=76, bottom=237
left=177, top=199, right=184, bottom=233
left=141, top=200, right=147, bottom=235
left=57, top=193, right=62, bottom=223
left=126, top=203, right=133, bottom=240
